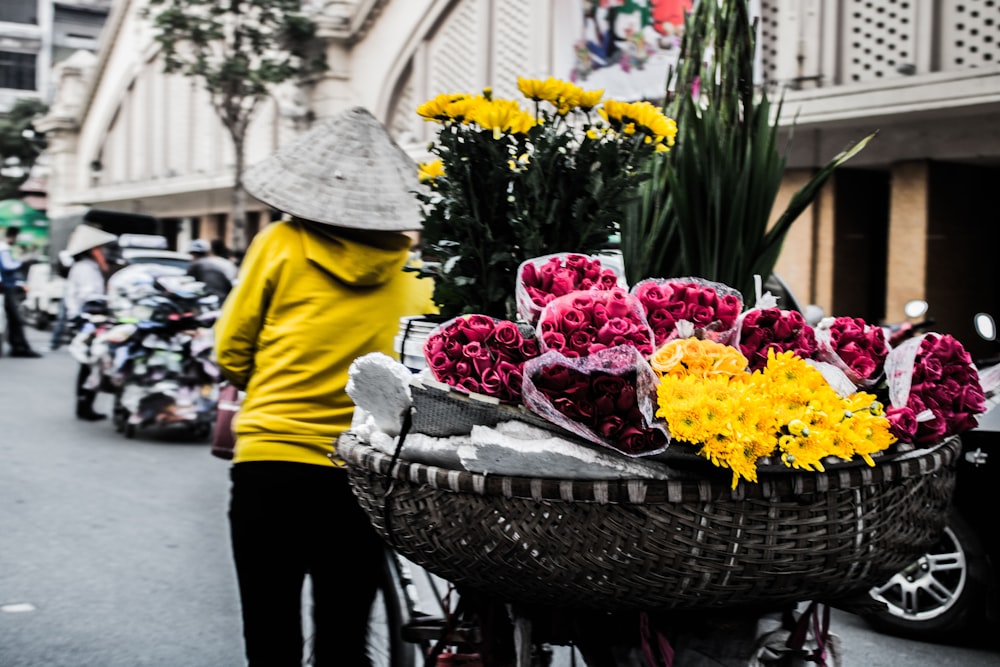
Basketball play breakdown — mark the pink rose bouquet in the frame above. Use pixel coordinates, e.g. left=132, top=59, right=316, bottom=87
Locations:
left=537, top=289, right=655, bottom=358
left=423, top=314, right=541, bottom=402
left=736, top=307, right=818, bottom=371
left=884, top=333, right=986, bottom=443
left=522, top=346, right=669, bottom=456
left=632, top=277, right=743, bottom=347
left=814, top=316, right=889, bottom=387
left=516, top=253, right=623, bottom=325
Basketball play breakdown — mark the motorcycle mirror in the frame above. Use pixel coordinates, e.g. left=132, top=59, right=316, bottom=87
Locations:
left=975, top=312, right=996, bottom=342
left=903, top=299, right=929, bottom=319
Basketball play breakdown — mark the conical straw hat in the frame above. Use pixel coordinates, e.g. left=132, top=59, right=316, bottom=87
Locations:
left=243, top=107, right=423, bottom=232
left=66, top=224, right=118, bottom=257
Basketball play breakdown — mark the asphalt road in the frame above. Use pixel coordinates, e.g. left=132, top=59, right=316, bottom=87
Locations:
left=2, top=326, right=1000, bottom=666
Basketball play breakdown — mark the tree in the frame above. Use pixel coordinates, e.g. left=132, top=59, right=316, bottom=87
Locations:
left=0, top=98, right=49, bottom=201
left=144, top=0, right=327, bottom=251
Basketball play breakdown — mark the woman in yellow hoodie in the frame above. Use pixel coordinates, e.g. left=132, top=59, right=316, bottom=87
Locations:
left=215, top=107, right=436, bottom=667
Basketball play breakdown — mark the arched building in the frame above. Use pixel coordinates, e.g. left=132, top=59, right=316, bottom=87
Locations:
left=35, top=0, right=1000, bottom=358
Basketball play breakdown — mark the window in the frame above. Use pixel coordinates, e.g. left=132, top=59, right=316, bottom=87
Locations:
left=0, top=52, right=36, bottom=91
left=0, top=4, right=37, bottom=24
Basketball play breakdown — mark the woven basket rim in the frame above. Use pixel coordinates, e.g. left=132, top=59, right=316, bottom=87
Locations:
left=338, top=433, right=961, bottom=504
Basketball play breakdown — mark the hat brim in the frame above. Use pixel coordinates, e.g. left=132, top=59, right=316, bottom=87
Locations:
left=66, top=225, right=118, bottom=256
left=243, top=107, right=423, bottom=232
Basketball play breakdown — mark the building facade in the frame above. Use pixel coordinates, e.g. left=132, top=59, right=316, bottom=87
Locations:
left=35, top=0, right=1000, bottom=358
left=0, top=0, right=110, bottom=111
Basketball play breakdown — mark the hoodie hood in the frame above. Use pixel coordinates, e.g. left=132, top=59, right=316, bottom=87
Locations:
left=297, top=219, right=411, bottom=288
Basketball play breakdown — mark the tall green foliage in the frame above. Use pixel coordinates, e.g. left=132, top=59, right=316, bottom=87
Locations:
left=144, top=0, right=326, bottom=250
left=620, top=0, right=873, bottom=300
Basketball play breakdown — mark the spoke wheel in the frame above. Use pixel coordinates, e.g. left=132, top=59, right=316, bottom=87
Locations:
left=865, top=511, right=990, bottom=642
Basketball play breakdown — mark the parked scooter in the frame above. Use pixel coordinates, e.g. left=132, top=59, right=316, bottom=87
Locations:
left=72, top=275, right=221, bottom=439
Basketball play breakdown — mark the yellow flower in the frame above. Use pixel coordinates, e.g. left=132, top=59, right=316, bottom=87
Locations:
left=576, top=88, right=604, bottom=111
left=416, top=93, right=472, bottom=122
left=517, top=76, right=563, bottom=103
left=651, top=337, right=747, bottom=378
left=467, top=98, right=536, bottom=138
left=417, top=160, right=445, bottom=182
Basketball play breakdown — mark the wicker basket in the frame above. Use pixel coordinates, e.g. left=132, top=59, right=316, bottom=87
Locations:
left=340, top=431, right=960, bottom=612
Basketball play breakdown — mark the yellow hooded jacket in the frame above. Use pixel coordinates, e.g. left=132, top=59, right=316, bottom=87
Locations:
left=214, top=219, right=436, bottom=466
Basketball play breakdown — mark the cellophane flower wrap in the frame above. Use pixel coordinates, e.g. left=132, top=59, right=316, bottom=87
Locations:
left=631, top=277, right=743, bottom=347
left=884, top=333, right=986, bottom=444
left=813, top=316, right=889, bottom=388
left=516, top=252, right=625, bottom=326
left=537, top=289, right=654, bottom=358
left=522, top=345, right=669, bottom=456
left=423, top=314, right=541, bottom=403
left=653, top=339, right=896, bottom=487
left=736, top=307, right=818, bottom=372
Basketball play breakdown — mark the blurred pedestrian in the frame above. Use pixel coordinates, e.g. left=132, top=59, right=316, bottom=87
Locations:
left=49, top=250, right=74, bottom=350
left=64, top=225, right=118, bottom=421
left=0, top=226, right=42, bottom=358
left=215, top=107, right=436, bottom=667
left=187, top=238, right=237, bottom=300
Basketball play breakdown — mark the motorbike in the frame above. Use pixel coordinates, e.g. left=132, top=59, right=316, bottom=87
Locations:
left=71, top=274, right=222, bottom=439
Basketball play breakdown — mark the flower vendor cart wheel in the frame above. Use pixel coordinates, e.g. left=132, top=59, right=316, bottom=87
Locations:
left=338, top=432, right=961, bottom=614
left=865, top=510, right=992, bottom=642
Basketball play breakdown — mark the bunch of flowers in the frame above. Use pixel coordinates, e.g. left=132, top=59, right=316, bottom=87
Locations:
left=885, top=333, right=986, bottom=444
left=655, top=345, right=897, bottom=487
left=413, top=77, right=677, bottom=320
left=523, top=347, right=668, bottom=456
left=516, top=253, right=622, bottom=325
left=814, top=316, right=889, bottom=387
left=537, top=289, right=654, bottom=358
left=737, top=307, right=818, bottom=371
left=423, top=315, right=540, bottom=403
left=650, top=337, right=748, bottom=378
left=632, top=278, right=743, bottom=347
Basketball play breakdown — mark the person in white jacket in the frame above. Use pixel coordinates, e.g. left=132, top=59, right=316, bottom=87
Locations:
left=64, top=225, right=118, bottom=420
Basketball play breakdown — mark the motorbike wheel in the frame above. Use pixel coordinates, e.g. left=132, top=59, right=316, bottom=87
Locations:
left=865, top=510, right=991, bottom=642
left=124, top=423, right=137, bottom=439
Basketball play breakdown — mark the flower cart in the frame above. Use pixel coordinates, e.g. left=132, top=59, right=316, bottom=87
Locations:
left=338, top=4, right=992, bottom=663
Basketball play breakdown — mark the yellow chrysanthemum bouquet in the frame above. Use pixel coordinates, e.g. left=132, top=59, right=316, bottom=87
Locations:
left=651, top=337, right=896, bottom=487
left=414, top=77, right=677, bottom=321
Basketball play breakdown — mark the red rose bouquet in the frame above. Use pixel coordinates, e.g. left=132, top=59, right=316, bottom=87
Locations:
left=813, top=316, right=889, bottom=387
left=537, top=289, right=654, bottom=358
left=885, top=333, right=986, bottom=443
left=631, top=277, right=743, bottom=347
left=423, top=314, right=541, bottom=402
left=736, top=307, right=818, bottom=372
left=522, top=346, right=669, bottom=456
left=516, top=253, right=624, bottom=325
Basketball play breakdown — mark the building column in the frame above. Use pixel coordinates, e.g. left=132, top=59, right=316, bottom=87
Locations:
left=885, top=160, right=929, bottom=321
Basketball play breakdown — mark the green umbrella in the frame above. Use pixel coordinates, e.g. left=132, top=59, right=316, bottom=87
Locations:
left=0, top=198, right=49, bottom=248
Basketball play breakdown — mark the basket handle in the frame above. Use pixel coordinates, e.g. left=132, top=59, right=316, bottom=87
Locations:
left=381, top=407, right=414, bottom=548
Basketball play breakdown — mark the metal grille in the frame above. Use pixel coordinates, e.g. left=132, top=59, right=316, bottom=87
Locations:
left=427, top=0, right=483, bottom=98
left=842, top=0, right=918, bottom=83
left=758, top=1, right=782, bottom=85
left=491, top=0, right=534, bottom=101
left=940, top=0, right=1000, bottom=69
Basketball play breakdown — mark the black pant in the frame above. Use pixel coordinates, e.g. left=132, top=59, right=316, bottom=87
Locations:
left=3, top=286, right=31, bottom=353
left=229, top=462, right=383, bottom=667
